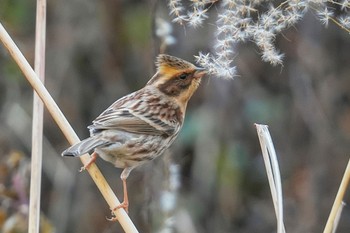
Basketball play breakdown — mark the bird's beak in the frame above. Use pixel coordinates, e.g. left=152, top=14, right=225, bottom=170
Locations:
left=194, top=66, right=207, bottom=78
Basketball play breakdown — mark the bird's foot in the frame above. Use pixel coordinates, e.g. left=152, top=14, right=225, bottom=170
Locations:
left=106, top=213, right=118, bottom=222
left=79, top=152, right=98, bottom=172
left=106, top=201, right=129, bottom=221
left=113, top=200, right=129, bottom=213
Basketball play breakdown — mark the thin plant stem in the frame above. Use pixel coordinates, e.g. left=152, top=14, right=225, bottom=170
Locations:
left=0, top=22, right=138, bottom=233
left=255, top=124, right=286, bottom=233
left=28, top=0, right=46, bottom=232
left=331, top=201, right=345, bottom=233
left=323, top=159, right=350, bottom=233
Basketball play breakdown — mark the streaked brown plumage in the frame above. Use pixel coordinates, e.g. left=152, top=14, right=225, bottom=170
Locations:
left=62, top=54, right=206, bottom=213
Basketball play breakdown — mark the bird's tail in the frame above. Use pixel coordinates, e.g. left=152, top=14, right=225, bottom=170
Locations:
left=62, top=137, right=108, bottom=157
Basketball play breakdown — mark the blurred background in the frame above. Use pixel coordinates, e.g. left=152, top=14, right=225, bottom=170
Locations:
left=1, top=0, right=350, bottom=232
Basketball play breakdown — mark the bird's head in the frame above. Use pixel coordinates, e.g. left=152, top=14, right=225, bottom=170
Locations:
left=147, top=54, right=206, bottom=106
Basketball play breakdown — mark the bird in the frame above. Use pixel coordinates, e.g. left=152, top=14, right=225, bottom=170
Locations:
left=62, top=54, right=206, bottom=214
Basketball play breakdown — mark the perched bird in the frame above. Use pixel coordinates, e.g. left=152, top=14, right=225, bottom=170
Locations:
left=62, top=54, right=206, bottom=213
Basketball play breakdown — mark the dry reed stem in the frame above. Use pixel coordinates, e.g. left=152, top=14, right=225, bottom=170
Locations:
left=255, top=124, right=286, bottom=233
left=323, top=159, right=350, bottom=233
left=332, top=201, right=345, bottom=233
left=0, top=22, right=138, bottom=233
left=28, top=0, right=46, bottom=232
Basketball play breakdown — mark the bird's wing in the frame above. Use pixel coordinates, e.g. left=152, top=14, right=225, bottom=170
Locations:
left=89, top=92, right=177, bottom=136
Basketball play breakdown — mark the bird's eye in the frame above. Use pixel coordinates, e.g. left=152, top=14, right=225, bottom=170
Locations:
left=179, top=73, right=188, bottom=80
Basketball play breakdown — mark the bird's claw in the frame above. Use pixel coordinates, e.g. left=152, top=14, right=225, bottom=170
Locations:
left=106, top=202, right=128, bottom=221
left=79, top=153, right=98, bottom=172
left=106, top=212, right=118, bottom=222
left=113, top=201, right=129, bottom=213
left=79, top=164, right=91, bottom=173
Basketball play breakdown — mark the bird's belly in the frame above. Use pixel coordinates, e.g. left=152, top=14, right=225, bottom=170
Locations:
left=95, top=134, right=175, bottom=169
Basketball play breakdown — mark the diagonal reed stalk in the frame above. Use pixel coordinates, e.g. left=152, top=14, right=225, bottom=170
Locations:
left=0, top=23, right=138, bottom=233
left=323, top=159, right=350, bottom=233
left=28, top=0, right=46, bottom=232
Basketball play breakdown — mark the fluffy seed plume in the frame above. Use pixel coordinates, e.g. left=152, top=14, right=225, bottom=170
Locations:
left=167, top=0, right=350, bottom=79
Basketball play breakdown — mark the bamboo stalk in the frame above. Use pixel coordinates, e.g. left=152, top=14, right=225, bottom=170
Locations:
left=0, top=22, right=138, bottom=233
left=323, top=159, right=350, bottom=233
left=28, top=0, right=46, bottom=232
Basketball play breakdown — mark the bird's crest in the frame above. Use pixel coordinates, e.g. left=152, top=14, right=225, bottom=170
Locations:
left=156, top=54, right=194, bottom=73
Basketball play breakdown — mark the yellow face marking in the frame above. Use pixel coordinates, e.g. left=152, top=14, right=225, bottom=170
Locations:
left=150, top=62, right=204, bottom=113
left=158, top=66, right=183, bottom=79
